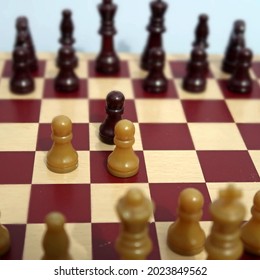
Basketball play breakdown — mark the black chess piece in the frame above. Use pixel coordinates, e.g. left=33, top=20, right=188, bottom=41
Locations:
left=95, top=0, right=120, bottom=75
left=59, top=9, right=75, bottom=46
left=222, top=20, right=246, bottom=74
left=99, top=91, right=125, bottom=144
left=54, top=46, right=79, bottom=92
left=192, top=14, right=209, bottom=49
left=182, top=46, right=208, bottom=93
left=10, top=45, right=35, bottom=94
left=227, top=48, right=253, bottom=93
left=140, top=0, right=168, bottom=71
left=143, top=47, right=168, bottom=93
left=15, top=16, right=38, bottom=72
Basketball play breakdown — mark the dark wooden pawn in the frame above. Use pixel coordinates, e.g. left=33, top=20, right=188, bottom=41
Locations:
left=15, top=16, right=38, bottom=72
left=222, top=20, right=245, bottom=74
left=54, top=46, right=79, bottom=92
left=59, top=9, right=75, bottom=46
left=95, top=0, right=120, bottom=75
left=140, top=0, right=168, bottom=71
left=99, top=91, right=125, bottom=145
left=192, top=14, right=209, bottom=49
left=227, top=48, right=253, bottom=94
left=143, top=47, right=168, bottom=93
left=183, top=46, right=208, bottom=93
left=10, top=45, right=35, bottom=94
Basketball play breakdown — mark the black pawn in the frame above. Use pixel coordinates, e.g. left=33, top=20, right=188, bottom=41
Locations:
left=183, top=46, right=208, bottom=93
left=54, top=46, right=79, bottom=92
left=143, top=47, right=168, bottom=93
left=59, top=9, right=75, bottom=46
left=99, top=91, right=125, bottom=145
left=15, top=16, right=38, bottom=72
left=95, top=0, right=120, bottom=75
left=192, top=14, right=209, bottom=49
left=222, top=20, right=245, bottom=74
left=227, top=48, right=253, bottom=94
left=10, top=45, right=35, bottom=94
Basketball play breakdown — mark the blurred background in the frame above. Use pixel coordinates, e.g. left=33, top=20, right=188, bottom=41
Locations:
left=0, top=0, right=258, bottom=55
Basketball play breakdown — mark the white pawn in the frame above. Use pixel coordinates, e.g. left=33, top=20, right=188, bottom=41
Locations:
left=47, top=115, right=78, bottom=173
left=42, top=212, right=72, bottom=260
left=167, top=188, right=206, bottom=256
left=0, top=212, right=11, bottom=257
left=107, top=119, right=139, bottom=178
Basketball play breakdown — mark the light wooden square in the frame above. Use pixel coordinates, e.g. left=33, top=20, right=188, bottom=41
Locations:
left=40, top=99, right=89, bottom=123
left=226, top=100, right=260, bottom=123
left=0, top=123, right=38, bottom=151
left=175, top=78, right=224, bottom=99
left=156, top=221, right=211, bottom=260
left=23, top=223, right=92, bottom=260
left=32, top=151, right=90, bottom=184
left=209, top=59, right=231, bottom=80
left=0, top=53, right=11, bottom=60
left=135, top=99, right=186, bottom=123
left=89, top=122, right=143, bottom=151
left=45, top=59, right=87, bottom=78
left=144, top=150, right=205, bottom=183
left=0, top=78, right=44, bottom=99
left=0, top=184, right=31, bottom=224
left=88, top=78, right=134, bottom=99
left=207, top=182, right=260, bottom=220
left=188, top=123, right=246, bottom=150
left=91, top=183, right=152, bottom=223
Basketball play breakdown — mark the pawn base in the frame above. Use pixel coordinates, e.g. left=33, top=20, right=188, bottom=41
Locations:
left=107, top=164, right=139, bottom=178
left=183, top=79, right=206, bottom=93
left=227, top=81, right=252, bottom=94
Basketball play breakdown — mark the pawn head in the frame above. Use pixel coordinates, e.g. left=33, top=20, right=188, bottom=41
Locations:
left=51, top=115, right=72, bottom=137
left=106, top=91, right=125, bottom=110
left=179, top=188, right=204, bottom=213
left=238, top=48, right=253, bottom=63
left=45, top=212, right=66, bottom=231
left=115, top=119, right=135, bottom=141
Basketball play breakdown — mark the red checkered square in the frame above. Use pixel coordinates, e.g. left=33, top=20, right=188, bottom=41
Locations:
left=28, top=184, right=91, bottom=223
left=140, top=123, right=194, bottom=150
left=198, top=151, right=260, bottom=182
left=182, top=100, right=234, bottom=122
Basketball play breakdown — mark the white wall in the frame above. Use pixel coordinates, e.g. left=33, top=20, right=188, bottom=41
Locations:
left=0, top=0, right=258, bottom=55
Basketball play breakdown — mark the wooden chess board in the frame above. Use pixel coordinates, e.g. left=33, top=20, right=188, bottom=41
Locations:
left=0, top=52, right=260, bottom=260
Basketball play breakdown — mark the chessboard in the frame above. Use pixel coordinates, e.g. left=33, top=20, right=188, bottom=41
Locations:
left=0, top=52, right=260, bottom=260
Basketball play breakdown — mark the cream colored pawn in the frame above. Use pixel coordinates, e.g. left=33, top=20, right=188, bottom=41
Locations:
left=47, top=115, right=78, bottom=173
left=167, top=188, right=206, bottom=256
left=107, top=119, right=139, bottom=178
left=42, top=212, right=72, bottom=260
